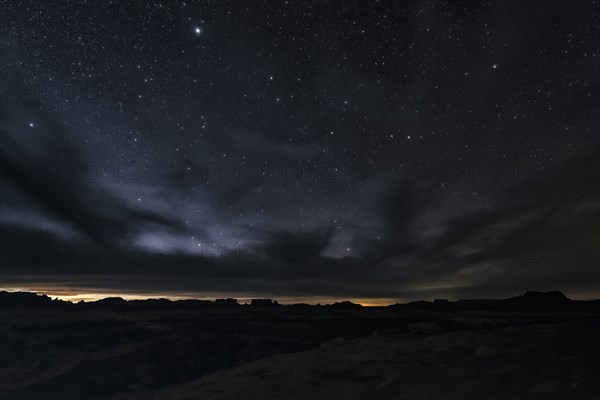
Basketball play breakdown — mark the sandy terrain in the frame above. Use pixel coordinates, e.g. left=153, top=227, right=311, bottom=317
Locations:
left=111, top=321, right=599, bottom=400
left=1, top=292, right=598, bottom=399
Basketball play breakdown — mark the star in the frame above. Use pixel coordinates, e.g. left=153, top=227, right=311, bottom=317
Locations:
left=1, top=0, right=594, bottom=308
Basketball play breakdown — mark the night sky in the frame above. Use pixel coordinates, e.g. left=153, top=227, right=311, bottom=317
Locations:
left=1, top=0, right=599, bottom=303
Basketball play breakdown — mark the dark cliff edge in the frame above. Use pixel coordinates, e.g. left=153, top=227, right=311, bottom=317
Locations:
left=1, top=290, right=598, bottom=312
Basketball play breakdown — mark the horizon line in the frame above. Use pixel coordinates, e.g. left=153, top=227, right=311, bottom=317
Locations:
left=2, top=288, right=598, bottom=307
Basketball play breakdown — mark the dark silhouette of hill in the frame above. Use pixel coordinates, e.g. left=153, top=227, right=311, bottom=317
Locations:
left=250, top=299, right=280, bottom=307
left=329, top=300, right=363, bottom=310
left=391, top=291, right=600, bottom=313
left=0, top=290, right=598, bottom=312
left=215, top=298, right=239, bottom=307
left=0, top=291, right=58, bottom=306
left=1, top=290, right=598, bottom=400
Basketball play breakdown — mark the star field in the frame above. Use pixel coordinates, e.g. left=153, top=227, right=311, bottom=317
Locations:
left=0, top=0, right=599, bottom=301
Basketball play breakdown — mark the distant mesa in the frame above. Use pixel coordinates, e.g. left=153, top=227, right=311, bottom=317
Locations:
left=388, top=290, right=599, bottom=312
left=510, top=290, right=570, bottom=304
left=215, top=298, right=239, bottom=307
left=0, top=291, right=55, bottom=306
left=0, top=290, right=597, bottom=313
left=95, top=296, right=127, bottom=304
left=288, top=302, right=311, bottom=308
left=328, top=301, right=363, bottom=310
left=250, top=299, right=280, bottom=307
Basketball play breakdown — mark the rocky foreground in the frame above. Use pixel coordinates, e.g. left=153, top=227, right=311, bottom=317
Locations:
left=112, top=321, right=599, bottom=400
left=1, top=291, right=598, bottom=399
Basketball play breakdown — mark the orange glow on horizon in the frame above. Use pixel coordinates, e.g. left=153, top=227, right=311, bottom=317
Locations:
left=3, top=284, right=597, bottom=305
left=0, top=286, right=400, bottom=306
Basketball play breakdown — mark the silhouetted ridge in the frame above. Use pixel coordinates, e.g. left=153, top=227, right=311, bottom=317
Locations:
left=509, top=290, right=570, bottom=304
left=389, top=290, right=593, bottom=312
left=328, top=301, right=363, bottom=310
left=250, top=299, right=280, bottom=307
left=0, top=291, right=56, bottom=306
left=95, top=297, right=127, bottom=304
left=0, top=291, right=597, bottom=312
left=215, top=298, right=239, bottom=307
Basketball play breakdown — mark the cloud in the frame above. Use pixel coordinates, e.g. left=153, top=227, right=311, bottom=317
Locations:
left=1, top=93, right=598, bottom=301
left=0, top=102, right=185, bottom=247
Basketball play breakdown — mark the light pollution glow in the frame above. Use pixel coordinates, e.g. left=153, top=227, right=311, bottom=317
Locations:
left=0, top=286, right=399, bottom=306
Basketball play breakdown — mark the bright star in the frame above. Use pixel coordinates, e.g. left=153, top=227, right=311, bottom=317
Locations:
left=193, top=26, right=203, bottom=36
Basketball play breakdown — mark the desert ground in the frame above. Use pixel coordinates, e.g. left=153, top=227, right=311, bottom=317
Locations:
left=1, top=292, right=598, bottom=400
